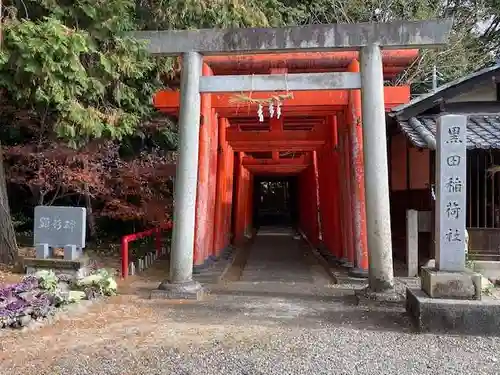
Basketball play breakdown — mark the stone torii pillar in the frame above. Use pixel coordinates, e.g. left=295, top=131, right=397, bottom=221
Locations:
left=133, top=20, right=453, bottom=299
left=360, top=43, right=394, bottom=294
left=152, top=51, right=205, bottom=299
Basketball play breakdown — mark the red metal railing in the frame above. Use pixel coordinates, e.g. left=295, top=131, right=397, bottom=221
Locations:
left=121, top=221, right=173, bottom=279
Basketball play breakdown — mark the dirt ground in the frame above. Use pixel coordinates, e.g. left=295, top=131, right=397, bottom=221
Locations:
left=0, top=272, right=499, bottom=375
left=0, top=254, right=209, bottom=374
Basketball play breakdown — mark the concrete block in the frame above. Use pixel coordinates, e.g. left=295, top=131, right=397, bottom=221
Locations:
left=418, top=211, right=432, bottom=233
left=63, top=244, right=81, bottom=261
left=35, top=244, right=51, bottom=259
left=24, top=256, right=90, bottom=280
left=129, top=262, right=135, bottom=276
left=421, top=267, right=481, bottom=300
left=406, top=209, right=419, bottom=277
left=406, top=288, right=500, bottom=335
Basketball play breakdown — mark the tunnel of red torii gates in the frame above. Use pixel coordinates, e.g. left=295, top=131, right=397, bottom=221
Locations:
left=154, top=50, right=418, bottom=276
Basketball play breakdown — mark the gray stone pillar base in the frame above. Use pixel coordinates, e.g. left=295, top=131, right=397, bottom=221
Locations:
left=348, top=267, right=369, bottom=279
left=420, top=267, right=481, bottom=300
left=150, top=280, right=204, bottom=300
left=355, top=286, right=404, bottom=305
left=408, top=266, right=486, bottom=332
left=406, top=288, right=500, bottom=335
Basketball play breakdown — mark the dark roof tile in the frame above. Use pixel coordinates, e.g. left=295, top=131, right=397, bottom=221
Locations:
left=397, top=114, right=500, bottom=150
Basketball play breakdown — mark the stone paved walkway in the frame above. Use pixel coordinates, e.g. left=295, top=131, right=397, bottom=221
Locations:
left=240, top=229, right=331, bottom=285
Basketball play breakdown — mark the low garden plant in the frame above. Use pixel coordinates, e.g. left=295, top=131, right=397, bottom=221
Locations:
left=0, top=268, right=117, bottom=328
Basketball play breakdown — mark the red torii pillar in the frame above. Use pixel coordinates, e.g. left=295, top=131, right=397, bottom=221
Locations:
left=338, top=114, right=355, bottom=267
left=316, top=115, right=343, bottom=259
left=316, top=148, right=329, bottom=248
left=329, top=115, right=343, bottom=260
left=206, top=108, right=219, bottom=257
left=312, top=151, right=322, bottom=240
left=347, top=59, right=369, bottom=277
left=298, top=153, right=320, bottom=246
left=223, top=133, right=235, bottom=248
left=194, top=63, right=217, bottom=265
left=233, top=152, right=250, bottom=245
left=245, top=173, right=254, bottom=238
left=213, top=117, right=231, bottom=256
left=212, top=116, right=235, bottom=251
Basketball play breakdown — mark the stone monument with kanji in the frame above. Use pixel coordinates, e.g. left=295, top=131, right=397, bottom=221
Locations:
left=405, top=114, right=500, bottom=335
left=23, top=206, right=90, bottom=279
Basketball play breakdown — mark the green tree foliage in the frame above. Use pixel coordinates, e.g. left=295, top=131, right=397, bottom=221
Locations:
left=135, top=0, right=297, bottom=29
left=277, top=0, right=496, bottom=91
left=0, top=0, right=169, bottom=264
left=1, top=0, right=163, bottom=148
left=134, top=0, right=304, bottom=77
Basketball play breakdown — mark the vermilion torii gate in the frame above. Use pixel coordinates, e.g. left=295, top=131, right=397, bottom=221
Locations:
left=133, top=20, right=453, bottom=299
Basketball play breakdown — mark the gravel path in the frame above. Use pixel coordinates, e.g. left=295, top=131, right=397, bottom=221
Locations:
left=1, top=232, right=498, bottom=374
left=0, top=291, right=499, bottom=375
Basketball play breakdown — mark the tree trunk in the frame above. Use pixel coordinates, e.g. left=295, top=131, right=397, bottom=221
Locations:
left=0, top=2, right=17, bottom=265
left=84, top=182, right=96, bottom=240
left=0, top=142, right=18, bottom=264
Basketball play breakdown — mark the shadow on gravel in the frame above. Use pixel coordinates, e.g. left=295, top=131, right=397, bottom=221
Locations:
left=140, top=288, right=416, bottom=335
left=201, top=287, right=357, bottom=303
left=128, top=283, right=357, bottom=301
left=318, top=308, right=415, bottom=334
